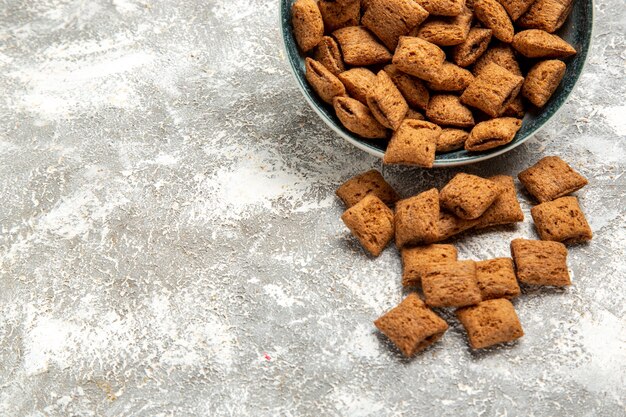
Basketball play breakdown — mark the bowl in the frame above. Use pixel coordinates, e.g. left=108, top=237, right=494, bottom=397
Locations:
left=280, top=0, right=593, bottom=167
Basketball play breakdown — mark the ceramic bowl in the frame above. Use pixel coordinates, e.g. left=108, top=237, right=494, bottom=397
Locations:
left=280, top=0, right=593, bottom=167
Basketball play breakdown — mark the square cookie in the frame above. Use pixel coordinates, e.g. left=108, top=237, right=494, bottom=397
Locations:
left=456, top=299, right=524, bottom=349
left=518, top=156, right=588, bottom=203
left=434, top=212, right=479, bottom=242
left=362, top=0, right=429, bottom=50
left=336, top=169, right=399, bottom=208
left=476, top=175, right=524, bottom=228
left=392, top=36, right=446, bottom=83
left=422, top=260, right=482, bottom=307
left=440, top=173, right=500, bottom=220
left=374, top=293, right=449, bottom=357
left=460, top=62, right=524, bottom=118
left=530, top=196, right=592, bottom=243
left=476, top=258, right=521, bottom=300
left=510, top=238, right=570, bottom=286
left=341, top=194, right=395, bottom=256
left=395, top=188, right=440, bottom=248
left=401, top=244, right=458, bottom=287
left=383, top=120, right=440, bottom=168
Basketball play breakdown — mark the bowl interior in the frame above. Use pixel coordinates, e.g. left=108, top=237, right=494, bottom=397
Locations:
left=280, top=0, right=593, bottom=166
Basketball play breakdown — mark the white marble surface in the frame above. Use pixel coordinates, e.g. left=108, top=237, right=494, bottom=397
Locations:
left=0, top=0, right=624, bottom=415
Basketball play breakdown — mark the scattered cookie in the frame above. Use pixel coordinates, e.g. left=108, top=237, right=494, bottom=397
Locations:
left=334, top=96, right=388, bottom=138
left=473, top=0, right=515, bottom=43
left=512, top=29, right=576, bottom=58
left=518, top=156, right=588, bottom=203
left=338, top=68, right=378, bottom=104
left=313, top=36, right=345, bottom=75
left=394, top=188, right=440, bottom=247
left=422, top=260, right=482, bottom=307
left=374, top=293, right=449, bottom=357
left=392, top=36, right=447, bottom=83
left=434, top=211, right=479, bottom=241
left=461, top=62, right=524, bottom=118
left=436, top=128, right=469, bottom=152
left=362, top=0, right=429, bottom=50
left=384, top=64, right=430, bottom=111
left=341, top=194, right=395, bottom=256
left=456, top=299, right=524, bottom=349
left=530, top=196, right=592, bottom=243
left=465, top=117, right=522, bottom=151
left=440, top=173, right=501, bottom=220
left=510, top=238, right=571, bottom=286
left=292, top=0, right=325, bottom=52
left=452, top=28, right=493, bottom=67
left=401, top=244, right=458, bottom=287
left=333, top=26, right=393, bottom=66
left=476, top=175, right=524, bottom=228
left=518, top=0, right=573, bottom=33
left=336, top=169, right=399, bottom=208
left=384, top=119, right=440, bottom=167
left=522, top=60, right=567, bottom=107
left=367, top=70, right=409, bottom=130
left=305, top=58, right=346, bottom=104
left=476, top=258, right=521, bottom=300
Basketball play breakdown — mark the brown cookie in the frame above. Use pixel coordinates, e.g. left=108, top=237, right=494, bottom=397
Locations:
left=392, top=36, right=447, bottom=83
left=415, top=0, right=466, bottom=16
left=465, top=117, right=522, bottom=151
left=530, top=196, right=592, bottom=243
left=416, top=6, right=473, bottom=46
left=473, top=0, right=515, bottom=43
left=292, top=0, right=325, bottom=52
left=497, top=0, right=537, bottom=20
left=384, top=64, right=430, bottom=111
left=473, top=44, right=522, bottom=77
left=453, top=28, right=493, bottom=67
left=475, top=175, right=524, bottom=228
left=384, top=119, right=440, bottom=167
left=333, top=96, right=388, bottom=138
left=437, top=128, right=469, bottom=152
left=522, top=59, right=567, bottom=107
left=502, top=93, right=526, bottom=118
left=422, top=261, right=482, bottom=307
left=461, top=62, right=524, bottom=117
left=440, top=173, right=501, bottom=219
left=367, top=70, right=409, bottom=130
left=305, top=58, right=346, bottom=104
left=518, top=156, right=588, bottom=203
left=476, top=258, right=521, bottom=300
left=510, top=238, right=570, bottom=286
left=426, top=62, right=475, bottom=92
left=336, top=169, right=400, bottom=208
left=405, top=109, right=426, bottom=120
left=426, top=94, right=475, bottom=128
left=518, top=0, right=573, bottom=33
left=512, top=29, right=576, bottom=58
left=318, top=0, right=361, bottom=33
left=456, top=299, right=524, bottom=349
left=394, top=188, right=440, bottom=247
left=402, top=244, right=458, bottom=287
left=362, top=0, right=429, bottom=50
left=338, top=68, right=378, bottom=105
left=341, top=194, right=395, bottom=256
left=333, top=26, right=393, bottom=66
left=313, top=36, right=345, bottom=75
left=374, top=293, right=448, bottom=357
left=434, top=211, right=479, bottom=241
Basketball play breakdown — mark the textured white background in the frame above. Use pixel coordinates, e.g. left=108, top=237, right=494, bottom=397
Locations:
left=0, top=0, right=624, bottom=415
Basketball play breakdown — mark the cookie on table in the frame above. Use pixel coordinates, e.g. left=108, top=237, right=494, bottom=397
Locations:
left=522, top=60, right=567, bottom=108
left=416, top=0, right=465, bottom=16
left=402, top=244, right=458, bottom=287
left=333, top=97, right=388, bottom=139
left=473, top=0, right=515, bottom=43
left=362, top=0, right=429, bottom=50
left=333, top=26, right=393, bottom=66
left=497, top=0, right=537, bottom=20
left=465, top=117, right=522, bottom=151
left=473, top=44, right=522, bottom=77
left=395, top=188, right=440, bottom=247
left=338, top=68, right=378, bottom=105
left=510, top=238, right=570, bottom=286
left=305, top=58, right=346, bottom=104
left=476, top=175, right=524, bottom=228
left=422, top=260, right=482, bottom=307
left=434, top=211, right=479, bottom=241
left=456, top=299, right=524, bottom=349
left=436, top=128, right=469, bottom=152
left=415, top=6, right=473, bottom=46
left=461, top=62, right=524, bottom=118
left=384, top=119, right=440, bottom=168
left=518, top=0, right=573, bottom=33
left=476, top=258, right=521, bottom=300
left=384, top=64, right=430, bottom=111
left=313, top=36, right=345, bottom=76
left=318, top=0, right=361, bottom=33
left=405, top=109, right=426, bottom=121
left=426, top=62, right=475, bottom=92
left=374, top=293, right=449, bottom=357
left=512, top=29, right=576, bottom=58
left=292, top=0, right=325, bottom=52
left=367, top=70, right=409, bottom=130
left=453, top=28, right=493, bottom=67
left=341, top=194, right=395, bottom=256
left=336, top=169, right=399, bottom=208
left=502, top=94, right=525, bottom=118
left=426, top=95, right=475, bottom=128
left=392, top=36, right=447, bottom=83
left=530, top=196, right=592, bottom=243
left=440, top=173, right=500, bottom=220
left=518, top=156, right=588, bottom=203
